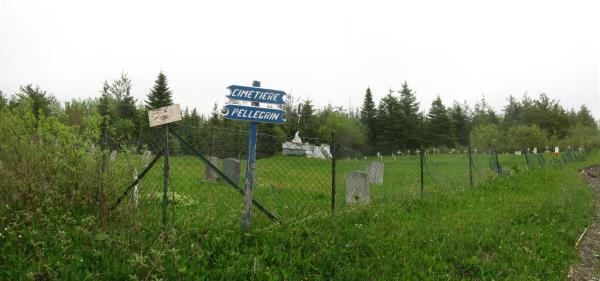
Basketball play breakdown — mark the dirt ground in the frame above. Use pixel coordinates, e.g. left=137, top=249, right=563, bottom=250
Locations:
left=569, top=165, right=600, bottom=280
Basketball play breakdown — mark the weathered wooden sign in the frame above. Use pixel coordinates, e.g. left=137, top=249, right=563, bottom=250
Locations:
left=223, top=104, right=286, bottom=124
left=226, top=85, right=286, bottom=105
left=148, top=104, right=182, bottom=127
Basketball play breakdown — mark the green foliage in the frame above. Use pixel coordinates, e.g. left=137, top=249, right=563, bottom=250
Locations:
left=9, top=84, right=58, bottom=119
left=360, top=88, right=377, bottom=149
left=426, top=96, right=453, bottom=147
left=471, top=123, right=503, bottom=150
left=0, top=90, right=7, bottom=109
left=505, top=125, right=548, bottom=151
left=146, top=72, right=173, bottom=110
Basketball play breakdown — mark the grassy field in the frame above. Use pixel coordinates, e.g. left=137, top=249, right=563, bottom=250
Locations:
left=0, top=150, right=596, bottom=280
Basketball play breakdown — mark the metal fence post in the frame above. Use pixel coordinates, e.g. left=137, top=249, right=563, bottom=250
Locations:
left=524, top=148, right=530, bottom=169
left=163, top=124, right=169, bottom=239
left=331, top=129, right=336, bottom=215
left=468, top=136, right=473, bottom=187
left=494, top=146, right=501, bottom=174
left=420, top=147, right=424, bottom=198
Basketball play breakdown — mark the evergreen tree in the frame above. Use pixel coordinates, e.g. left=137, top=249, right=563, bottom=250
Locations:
left=146, top=72, right=173, bottom=110
left=375, top=90, right=399, bottom=152
left=12, top=84, right=56, bottom=118
left=448, top=101, right=469, bottom=146
left=299, top=99, right=318, bottom=140
left=360, top=87, right=377, bottom=148
left=397, top=81, right=420, bottom=149
left=426, top=96, right=453, bottom=147
left=503, top=95, right=523, bottom=128
left=576, top=105, right=596, bottom=128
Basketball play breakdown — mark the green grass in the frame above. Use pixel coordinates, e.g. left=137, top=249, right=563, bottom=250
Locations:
left=0, top=151, right=597, bottom=280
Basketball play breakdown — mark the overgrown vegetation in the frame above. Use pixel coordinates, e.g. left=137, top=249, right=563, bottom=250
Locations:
left=1, top=76, right=599, bottom=279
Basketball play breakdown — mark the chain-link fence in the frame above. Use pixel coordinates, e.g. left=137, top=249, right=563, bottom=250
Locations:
left=101, top=124, right=593, bottom=236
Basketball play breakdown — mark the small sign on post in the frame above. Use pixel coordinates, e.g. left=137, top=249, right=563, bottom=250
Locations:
left=147, top=104, right=182, bottom=240
left=148, top=104, right=182, bottom=127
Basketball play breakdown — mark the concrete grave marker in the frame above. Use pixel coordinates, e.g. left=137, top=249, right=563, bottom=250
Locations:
left=223, top=158, right=241, bottom=185
left=345, top=171, right=370, bottom=204
left=204, top=156, right=218, bottom=180
left=532, top=147, right=537, bottom=154
left=366, top=162, right=384, bottom=185
left=109, top=150, right=117, bottom=161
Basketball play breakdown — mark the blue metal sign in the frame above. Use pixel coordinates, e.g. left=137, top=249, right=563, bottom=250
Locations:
left=226, top=85, right=286, bottom=105
left=223, top=104, right=286, bottom=124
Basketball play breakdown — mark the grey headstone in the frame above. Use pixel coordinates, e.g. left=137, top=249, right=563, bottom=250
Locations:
left=366, top=162, right=384, bottom=185
left=109, top=150, right=117, bottom=162
left=223, top=158, right=240, bottom=185
left=345, top=171, right=370, bottom=204
left=204, top=156, right=218, bottom=180
left=141, top=150, right=151, bottom=168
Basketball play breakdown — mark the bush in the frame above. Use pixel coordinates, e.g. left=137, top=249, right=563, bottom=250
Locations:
left=0, top=103, right=116, bottom=214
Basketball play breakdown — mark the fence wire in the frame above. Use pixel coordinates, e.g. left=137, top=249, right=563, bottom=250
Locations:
left=100, top=124, right=593, bottom=235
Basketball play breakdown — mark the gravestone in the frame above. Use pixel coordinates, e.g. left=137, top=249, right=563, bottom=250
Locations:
left=345, top=171, right=370, bottom=204
left=366, top=162, right=384, bottom=185
left=474, top=148, right=477, bottom=155
left=223, top=158, right=240, bottom=185
left=532, top=147, right=537, bottom=154
left=204, top=156, right=218, bottom=180
left=514, top=151, right=521, bottom=155
left=109, top=150, right=117, bottom=161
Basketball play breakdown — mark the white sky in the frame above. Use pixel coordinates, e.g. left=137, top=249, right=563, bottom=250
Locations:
left=1, top=0, right=599, bottom=118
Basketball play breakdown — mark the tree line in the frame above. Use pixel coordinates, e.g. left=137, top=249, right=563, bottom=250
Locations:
left=1, top=76, right=597, bottom=157
left=359, top=82, right=598, bottom=153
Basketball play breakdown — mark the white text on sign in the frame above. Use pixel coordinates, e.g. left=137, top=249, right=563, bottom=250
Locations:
left=230, top=88, right=282, bottom=103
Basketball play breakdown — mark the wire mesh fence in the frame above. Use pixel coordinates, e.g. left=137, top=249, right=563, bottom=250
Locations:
left=99, top=123, right=593, bottom=236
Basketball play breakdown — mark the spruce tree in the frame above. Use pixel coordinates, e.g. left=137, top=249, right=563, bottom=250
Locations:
left=146, top=72, right=173, bottom=109
left=360, top=87, right=377, bottom=147
left=426, top=96, right=453, bottom=147
left=448, top=101, right=469, bottom=146
left=376, top=90, right=399, bottom=152
left=397, top=81, right=420, bottom=149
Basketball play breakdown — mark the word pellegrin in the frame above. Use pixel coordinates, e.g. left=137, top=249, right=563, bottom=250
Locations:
left=229, top=107, right=282, bottom=121
left=230, top=88, right=282, bottom=103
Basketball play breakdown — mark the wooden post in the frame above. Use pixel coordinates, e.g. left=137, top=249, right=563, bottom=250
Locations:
left=242, top=80, right=260, bottom=232
left=331, top=129, right=336, bottom=215
left=468, top=137, right=473, bottom=187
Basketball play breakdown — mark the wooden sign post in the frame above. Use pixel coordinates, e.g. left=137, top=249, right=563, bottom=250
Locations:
left=223, top=82, right=286, bottom=232
left=148, top=104, right=182, bottom=237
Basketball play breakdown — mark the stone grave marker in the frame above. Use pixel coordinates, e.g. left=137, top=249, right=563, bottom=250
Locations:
left=109, top=150, right=117, bottom=162
left=345, top=171, right=370, bottom=204
left=223, top=158, right=241, bottom=186
left=366, top=162, right=384, bottom=185
left=204, top=156, right=218, bottom=180
left=532, top=147, right=537, bottom=154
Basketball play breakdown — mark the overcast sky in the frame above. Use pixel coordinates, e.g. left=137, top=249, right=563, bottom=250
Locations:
left=1, top=0, right=599, bottom=118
